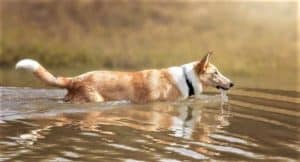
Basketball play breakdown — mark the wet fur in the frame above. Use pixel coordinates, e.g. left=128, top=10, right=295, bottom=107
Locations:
left=16, top=53, right=233, bottom=103
left=63, top=70, right=181, bottom=103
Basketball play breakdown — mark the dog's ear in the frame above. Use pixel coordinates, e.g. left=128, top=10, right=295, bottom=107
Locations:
left=195, top=51, right=212, bottom=73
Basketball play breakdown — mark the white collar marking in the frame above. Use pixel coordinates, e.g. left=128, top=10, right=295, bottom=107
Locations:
left=167, top=62, right=203, bottom=99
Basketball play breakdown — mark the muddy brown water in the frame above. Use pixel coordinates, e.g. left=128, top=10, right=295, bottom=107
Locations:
left=0, top=75, right=299, bottom=161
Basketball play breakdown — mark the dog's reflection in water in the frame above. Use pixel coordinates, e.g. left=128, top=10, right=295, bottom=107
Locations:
left=16, top=102, right=231, bottom=147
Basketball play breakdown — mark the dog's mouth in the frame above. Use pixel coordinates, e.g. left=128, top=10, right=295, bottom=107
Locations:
left=216, top=85, right=229, bottom=90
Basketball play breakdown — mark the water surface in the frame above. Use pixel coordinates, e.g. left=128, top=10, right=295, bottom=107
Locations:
left=0, top=86, right=299, bottom=161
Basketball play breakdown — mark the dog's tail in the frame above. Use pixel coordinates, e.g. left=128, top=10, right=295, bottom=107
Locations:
left=16, top=59, right=71, bottom=88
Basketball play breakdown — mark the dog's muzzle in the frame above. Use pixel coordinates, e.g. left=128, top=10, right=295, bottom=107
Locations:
left=216, top=82, right=234, bottom=90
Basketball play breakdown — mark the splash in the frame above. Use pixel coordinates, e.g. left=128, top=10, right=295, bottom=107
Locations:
left=220, top=89, right=229, bottom=103
left=219, top=90, right=229, bottom=116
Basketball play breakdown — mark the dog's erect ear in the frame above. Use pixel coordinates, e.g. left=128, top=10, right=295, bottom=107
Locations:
left=195, top=51, right=212, bottom=73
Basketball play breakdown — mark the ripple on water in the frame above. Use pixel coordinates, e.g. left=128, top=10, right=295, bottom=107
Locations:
left=165, top=146, right=208, bottom=160
left=0, top=87, right=299, bottom=161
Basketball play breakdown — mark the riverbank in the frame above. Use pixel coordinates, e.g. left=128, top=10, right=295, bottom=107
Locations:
left=1, top=1, right=297, bottom=76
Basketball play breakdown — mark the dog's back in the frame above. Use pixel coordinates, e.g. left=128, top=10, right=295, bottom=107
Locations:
left=65, top=70, right=181, bottom=103
left=16, top=59, right=181, bottom=103
left=16, top=53, right=233, bottom=103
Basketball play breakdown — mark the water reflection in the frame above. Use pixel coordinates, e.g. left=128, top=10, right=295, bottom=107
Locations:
left=11, top=101, right=230, bottom=146
left=0, top=87, right=299, bottom=161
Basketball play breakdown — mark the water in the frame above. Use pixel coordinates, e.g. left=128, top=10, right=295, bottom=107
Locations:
left=0, top=86, right=299, bottom=161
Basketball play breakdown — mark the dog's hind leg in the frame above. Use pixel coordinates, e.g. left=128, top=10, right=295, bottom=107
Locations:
left=64, top=88, right=104, bottom=103
left=85, top=87, right=104, bottom=102
left=87, top=91, right=104, bottom=102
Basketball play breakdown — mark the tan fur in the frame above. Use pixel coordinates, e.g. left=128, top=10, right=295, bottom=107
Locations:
left=195, top=52, right=211, bottom=74
left=34, top=66, right=71, bottom=88
left=18, top=52, right=233, bottom=103
left=63, top=69, right=181, bottom=103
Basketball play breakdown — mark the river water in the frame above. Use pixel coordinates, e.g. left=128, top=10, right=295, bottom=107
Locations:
left=0, top=83, right=299, bottom=161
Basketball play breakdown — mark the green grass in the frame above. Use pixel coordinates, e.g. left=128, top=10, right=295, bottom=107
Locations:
left=1, top=0, right=298, bottom=78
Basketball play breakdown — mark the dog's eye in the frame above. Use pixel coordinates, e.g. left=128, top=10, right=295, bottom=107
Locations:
left=214, top=71, right=218, bottom=75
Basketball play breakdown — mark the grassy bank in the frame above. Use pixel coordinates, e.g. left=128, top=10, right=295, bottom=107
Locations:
left=1, top=0, right=298, bottom=77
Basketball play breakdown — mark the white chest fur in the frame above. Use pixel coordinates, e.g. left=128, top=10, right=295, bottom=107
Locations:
left=167, top=62, right=203, bottom=99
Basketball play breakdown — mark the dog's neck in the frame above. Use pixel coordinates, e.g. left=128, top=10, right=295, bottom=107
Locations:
left=183, top=66, right=194, bottom=96
left=168, top=62, right=203, bottom=99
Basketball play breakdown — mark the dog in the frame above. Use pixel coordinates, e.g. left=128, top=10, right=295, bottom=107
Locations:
left=16, top=52, right=233, bottom=103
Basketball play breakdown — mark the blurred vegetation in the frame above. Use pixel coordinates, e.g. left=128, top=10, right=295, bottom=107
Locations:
left=0, top=0, right=298, bottom=77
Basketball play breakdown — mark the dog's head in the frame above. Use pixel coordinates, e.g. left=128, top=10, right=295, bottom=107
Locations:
left=194, top=52, right=234, bottom=90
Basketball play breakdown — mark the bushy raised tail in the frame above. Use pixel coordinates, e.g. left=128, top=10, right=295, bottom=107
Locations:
left=16, top=59, right=71, bottom=88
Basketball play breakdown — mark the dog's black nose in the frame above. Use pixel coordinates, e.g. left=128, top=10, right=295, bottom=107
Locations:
left=229, top=82, right=234, bottom=88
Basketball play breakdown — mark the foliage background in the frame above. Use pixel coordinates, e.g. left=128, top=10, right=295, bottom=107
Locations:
left=0, top=0, right=298, bottom=88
